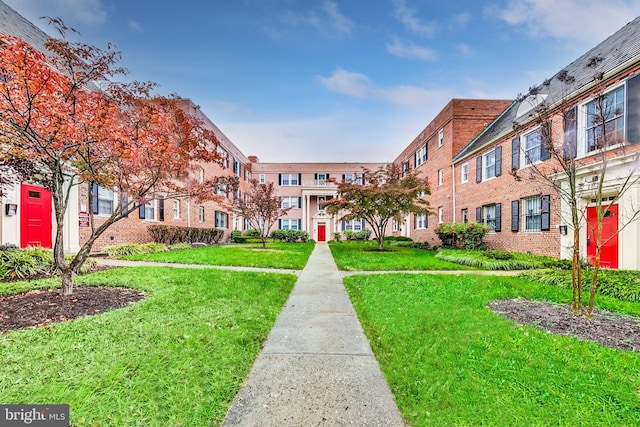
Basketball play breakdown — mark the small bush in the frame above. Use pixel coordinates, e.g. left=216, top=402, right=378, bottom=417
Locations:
left=104, top=244, right=143, bottom=257
left=169, top=243, right=193, bottom=251
left=147, top=224, right=224, bottom=245
left=355, top=229, right=372, bottom=240
left=245, top=228, right=262, bottom=238
left=270, top=229, right=310, bottom=243
left=0, top=247, right=55, bottom=279
left=333, top=232, right=342, bottom=242
left=385, top=236, right=413, bottom=242
left=140, top=243, right=169, bottom=254
left=410, top=241, right=431, bottom=250
left=229, top=230, right=248, bottom=243
left=0, top=243, right=19, bottom=251
left=436, top=223, right=489, bottom=250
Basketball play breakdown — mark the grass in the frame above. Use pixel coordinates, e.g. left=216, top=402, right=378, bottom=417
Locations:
left=328, top=241, right=473, bottom=271
left=120, top=241, right=315, bottom=270
left=343, top=273, right=640, bottom=426
left=436, top=248, right=558, bottom=270
left=0, top=267, right=296, bottom=426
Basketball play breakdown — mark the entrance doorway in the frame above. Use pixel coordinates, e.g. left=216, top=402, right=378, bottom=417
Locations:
left=20, top=183, right=53, bottom=248
left=586, top=204, right=618, bottom=269
left=317, top=224, right=326, bottom=242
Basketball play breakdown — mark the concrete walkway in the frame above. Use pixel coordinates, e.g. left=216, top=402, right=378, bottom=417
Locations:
left=221, top=243, right=405, bottom=426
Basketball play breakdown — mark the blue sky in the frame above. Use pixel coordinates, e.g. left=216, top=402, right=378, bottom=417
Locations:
left=5, top=0, right=640, bottom=162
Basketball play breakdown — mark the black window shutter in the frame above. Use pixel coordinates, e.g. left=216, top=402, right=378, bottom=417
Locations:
left=511, top=136, right=520, bottom=170
left=91, top=183, right=99, bottom=214
left=139, top=204, right=145, bottom=219
left=425, top=215, right=428, bottom=228
left=540, top=121, right=552, bottom=161
left=564, top=106, right=578, bottom=159
left=413, top=215, right=417, bottom=229
left=511, top=200, right=520, bottom=232
left=425, top=144, right=428, bottom=160
left=278, top=219, right=281, bottom=229
left=297, top=173, right=301, bottom=185
left=476, top=207, right=482, bottom=222
left=541, top=195, right=551, bottom=231
left=361, top=219, right=366, bottom=230
left=120, top=194, right=128, bottom=217
left=298, top=197, right=302, bottom=207
left=476, top=156, right=482, bottom=183
left=298, top=219, right=302, bottom=229
left=495, top=146, right=502, bottom=177
left=494, top=203, right=502, bottom=232
left=342, top=220, right=345, bottom=230
left=314, top=173, right=318, bottom=179
left=159, top=197, right=165, bottom=222
left=326, top=174, right=330, bottom=179
left=278, top=174, right=282, bottom=185
left=627, top=73, right=640, bottom=144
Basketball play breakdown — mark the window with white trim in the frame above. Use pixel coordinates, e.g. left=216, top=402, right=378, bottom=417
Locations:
left=415, top=145, right=427, bottom=167
left=438, top=129, right=444, bottom=148
left=484, top=150, right=496, bottom=180
left=97, top=186, right=115, bottom=215
left=343, top=173, right=363, bottom=184
left=198, top=168, right=204, bottom=183
left=392, top=220, right=399, bottom=232
left=438, top=206, right=443, bottom=223
left=281, top=197, right=300, bottom=209
left=233, top=159, right=242, bottom=177
left=415, top=214, right=427, bottom=229
left=215, top=210, right=228, bottom=228
left=173, top=200, right=180, bottom=219
left=280, top=219, right=300, bottom=230
left=343, top=219, right=363, bottom=232
left=259, top=174, right=266, bottom=184
left=144, top=200, right=156, bottom=221
left=461, top=208, right=468, bottom=223
left=438, top=169, right=443, bottom=186
left=198, top=206, right=205, bottom=223
left=461, top=163, right=468, bottom=183
left=523, top=128, right=542, bottom=165
left=586, top=85, right=625, bottom=152
left=281, top=173, right=300, bottom=186
left=483, top=204, right=496, bottom=232
left=523, top=196, right=542, bottom=232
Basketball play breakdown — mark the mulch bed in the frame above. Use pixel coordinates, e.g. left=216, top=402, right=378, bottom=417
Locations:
left=0, top=286, right=145, bottom=333
left=488, top=298, right=640, bottom=353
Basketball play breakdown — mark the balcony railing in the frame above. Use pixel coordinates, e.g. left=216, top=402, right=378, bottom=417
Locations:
left=302, top=179, right=337, bottom=187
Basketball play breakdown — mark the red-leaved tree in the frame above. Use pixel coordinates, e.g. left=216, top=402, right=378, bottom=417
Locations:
left=0, top=24, right=224, bottom=295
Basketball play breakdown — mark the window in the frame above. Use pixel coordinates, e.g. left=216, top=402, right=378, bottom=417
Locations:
left=483, top=204, right=496, bottom=231
left=402, top=161, right=410, bottom=176
left=259, top=174, right=266, bottom=184
left=198, top=206, right=205, bottom=223
left=438, top=206, right=443, bottom=223
left=198, top=168, right=204, bottom=183
left=343, top=173, right=363, bottom=184
left=438, top=129, right=444, bottom=148
left=392, top=220, right=399, bottom=232
left=281, top=196, right=300, bottom=209
left=415, top=145, right=428, bottom=167
left=316, top=173, right=328, bottom=185
left=461, top=208, right=468, bottom=223
left=343, top=219, right=363, bottom=232
left=215, top=211, right=228, bottom=228
left=217, top=146, right=229, bottom=168
left=415, top=214, right=427, bottom=229
left=173, top=200, right=180, bottom=219
left=280, top=219, right=300, bottom=230
left=244, top=168, right=251, bottom=182
left=523, top=196, right=542, bottom=232
left=144, top=200, right=155, bottom=221
left=216, top=182, right=227, bottom=196
left=461, top=163, right=468, bottom=183
left=523, top=128, right=542, bottom=165
left=476, top=146, right=502, bottom=182
left=96, top=186, right=114, bottom=215
left=438, top=169, right=443, bottom=186
left=586, top=85, right=625, bottom=152
left=280, top=173, right=300, bottom=186
left=233, top=159, right=242, bottom=177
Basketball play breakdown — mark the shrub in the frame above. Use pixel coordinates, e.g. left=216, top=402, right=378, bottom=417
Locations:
left=270, top=229, right=310, bottom=243
left=0, top=243, right=19, bottom=251
left=147, top=225, right=224, bottom=245
left=385, top=236, right=413, bottom=242
left=0, top=247, right=55, bottom=279
left=140, top=243, right=169, bottom=254
left=229, top=230, right=248, bottom=243
left=483, top=249, right=513, bottom=260
left=104, top=244, right=143, bottom=257
left=169, top=243, right=193, bottom=251
left=245, top=228, right=262, bottom=238
left=333, top=232, right=341, bottom=242
left=355, top=229, right=372, bottom=240
left=435, top=223, right=457, bottom=248
left=436, top=223, right=490, bottom=250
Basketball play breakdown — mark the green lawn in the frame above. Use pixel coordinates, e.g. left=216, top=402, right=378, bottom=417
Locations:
left=121, top=241, right=314, bottom=269
left=0, top=267, right=296, bottom=426
left=329, top=241, right=473, bottom=271
left=344, top=273, right=640, bottom=426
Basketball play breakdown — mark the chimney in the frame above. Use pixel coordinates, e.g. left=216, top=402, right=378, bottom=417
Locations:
left=248, top=156, right=259, bottom=163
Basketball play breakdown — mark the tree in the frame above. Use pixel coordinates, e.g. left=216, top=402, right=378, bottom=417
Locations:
left=234, top=179, right=292, bottom=248
left=0, top=27, right=224, bottom=295
left=324, top=164, right=431, bottom=250
left=513, top=57, right=640, bottom=317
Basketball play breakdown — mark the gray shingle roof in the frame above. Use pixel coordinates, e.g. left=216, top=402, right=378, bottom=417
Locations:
left=0, top=1, right=50, bottom=52
left=453, top=15, right=640, bottom=163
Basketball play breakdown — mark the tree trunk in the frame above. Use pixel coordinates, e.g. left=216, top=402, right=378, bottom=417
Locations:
left=261, top=236, right=267, bottom=249
left=571, top=228, right=583, bottom=315
left=587, top=246, right=601, bottom=318
left=61, top=268, right=75, bottom=296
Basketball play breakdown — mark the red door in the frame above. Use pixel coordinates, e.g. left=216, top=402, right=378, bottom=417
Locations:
left=318, top=224, right=326, bottom=242
left=586, top=204, right=618, bottom=269
left=20, top=183, right=53, bottom=248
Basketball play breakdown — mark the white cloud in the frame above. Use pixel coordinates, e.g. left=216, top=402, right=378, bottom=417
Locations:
left=450, top=12, right=471, bottom=29
left=495, top=0, right=640, bottom=44
left=281, top=1, right=354, bottom=36
left=316, top=68, right=371, bottom=98
left=392, top=0, right=438, bottom=36
left=5, top=0, right=107, bottom=28
left=128, top=20, right=143, bottom=32
left=455, top=42, right=475, bottom=57
left=386, top=38, right=437, bottom=60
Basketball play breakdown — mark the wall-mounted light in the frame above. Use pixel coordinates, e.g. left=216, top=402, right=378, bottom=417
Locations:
left=4, top=203, right=17, bottom=216
left=559, top=225, right=568, bottom=235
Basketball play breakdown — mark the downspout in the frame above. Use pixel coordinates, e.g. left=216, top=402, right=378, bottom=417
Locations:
left=451, top=162, right=456, bottom=223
